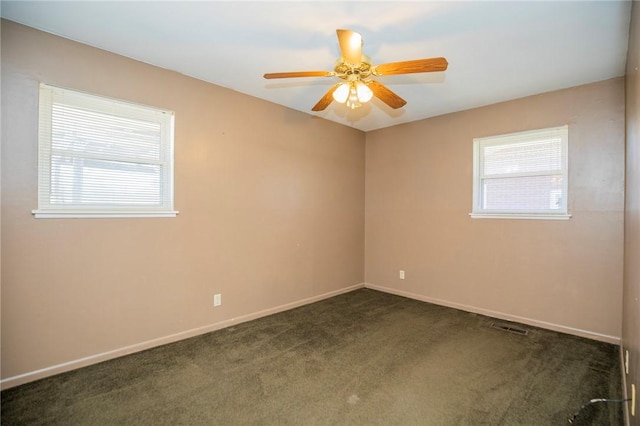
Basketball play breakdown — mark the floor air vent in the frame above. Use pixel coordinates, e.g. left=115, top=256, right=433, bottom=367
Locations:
left=490, top=322, right=529, bottom=336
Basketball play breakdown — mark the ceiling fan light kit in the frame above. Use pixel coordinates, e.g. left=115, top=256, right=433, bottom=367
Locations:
left=264, top=29, right=448, bottom=112
left=332, top=79, right=373, bottom=110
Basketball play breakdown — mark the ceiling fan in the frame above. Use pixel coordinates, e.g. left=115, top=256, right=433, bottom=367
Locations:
left=263, top=29, right=448, bottom=112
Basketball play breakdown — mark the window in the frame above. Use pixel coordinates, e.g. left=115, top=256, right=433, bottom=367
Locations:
left=33, top=84, right=177, bottom=218
left=471, top=125, right=569, bottom=220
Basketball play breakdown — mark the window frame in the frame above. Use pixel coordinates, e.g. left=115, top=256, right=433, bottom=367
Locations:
left=470, top=125, right=570, bottom=220
left=33, top=84, right=178, bottom=219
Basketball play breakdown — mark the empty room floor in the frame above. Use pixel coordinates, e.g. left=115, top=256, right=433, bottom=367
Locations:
left=1, top=289, right=623, bottom=425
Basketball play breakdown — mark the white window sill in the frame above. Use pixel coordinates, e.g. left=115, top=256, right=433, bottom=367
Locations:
left=32, top=210, right=179, bottom=219
left=469, top=213, right=571, bottom=220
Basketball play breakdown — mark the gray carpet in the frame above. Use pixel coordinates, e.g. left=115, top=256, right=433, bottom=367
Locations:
left=1, top=289, right=623, bottom=425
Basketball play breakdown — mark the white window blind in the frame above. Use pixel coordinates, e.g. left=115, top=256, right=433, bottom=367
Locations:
left=471, top=126, right=569, bottom=220
left=34, top=84, right=177, bottom=218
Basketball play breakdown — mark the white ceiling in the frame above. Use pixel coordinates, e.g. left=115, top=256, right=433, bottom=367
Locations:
left=1, top=1, right=632, bottom=132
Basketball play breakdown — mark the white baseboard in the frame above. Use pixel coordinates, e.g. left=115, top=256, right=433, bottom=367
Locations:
left=1, top=283, right=365, bottom=390
left=364, top=283, right=621, bottom=345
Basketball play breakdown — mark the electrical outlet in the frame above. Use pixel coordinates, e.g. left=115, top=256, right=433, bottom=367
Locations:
left=399, top=270, right=405, bottom=280
left=213, top=294, right=222, bottom=307
left=632, top=384, right=636, bottom=417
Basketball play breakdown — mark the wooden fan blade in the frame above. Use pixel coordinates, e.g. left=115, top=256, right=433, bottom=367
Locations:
left=264, top=71, right=334, bottom=79
left=367, top=80, right=407, bottom=109
left=312, top=84, right=340, bottom=111
left=374, top=57, right=448, bottom=76
left=336, top=29, right=362, bottom=66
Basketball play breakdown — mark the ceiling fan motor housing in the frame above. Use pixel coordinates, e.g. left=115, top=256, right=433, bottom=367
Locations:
left=334, top=55, right=372, bottom=80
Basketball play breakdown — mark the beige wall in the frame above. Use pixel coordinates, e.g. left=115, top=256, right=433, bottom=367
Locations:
left=365, top=78, right=625, bottom=342
left=624, top=2, right=640, bottom=424
left=0, top=20, right=365, bottom=386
